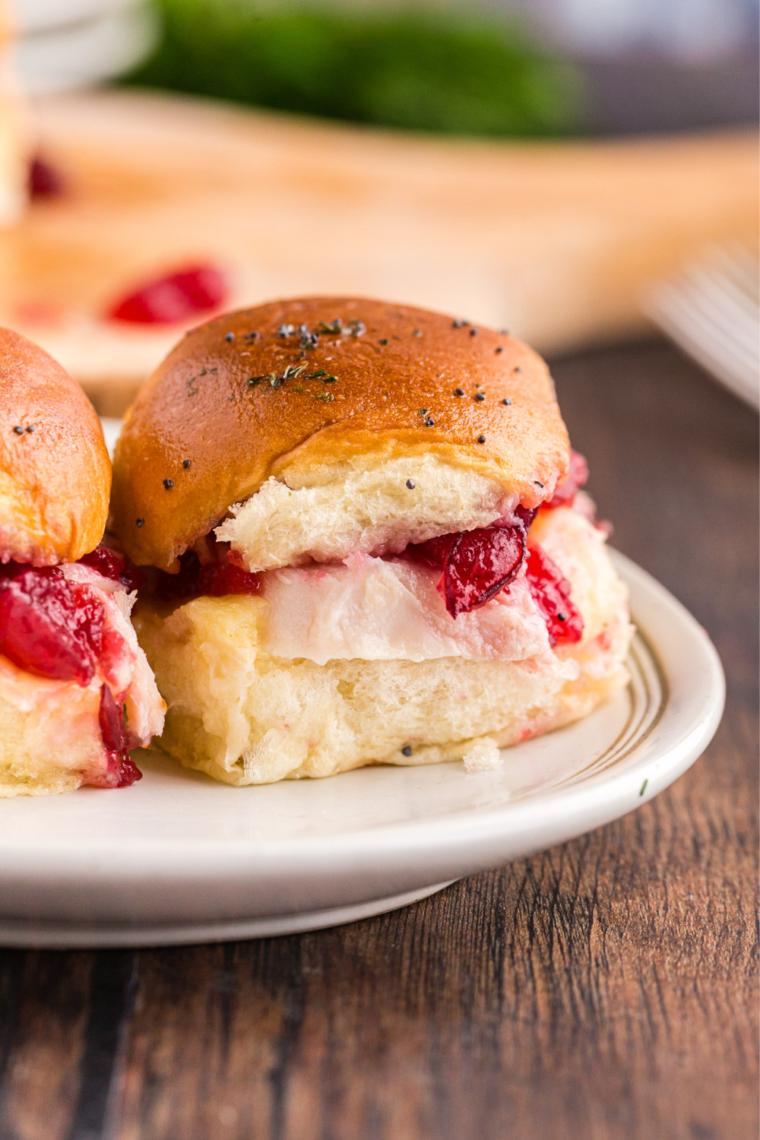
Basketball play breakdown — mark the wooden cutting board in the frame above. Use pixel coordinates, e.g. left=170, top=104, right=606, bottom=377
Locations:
left=2, top=88, right=757, bottom=413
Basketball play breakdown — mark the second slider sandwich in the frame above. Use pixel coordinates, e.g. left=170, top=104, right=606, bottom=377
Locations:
left=111, top=297, right=633, bottom=785
left=0, top=328, right=164, bottom=795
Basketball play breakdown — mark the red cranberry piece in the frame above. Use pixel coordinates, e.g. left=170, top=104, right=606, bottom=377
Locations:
left=94, top=685, right=142, bottom=787
left=79, top=545, right=123, bottom=582
left=525, top=546, right=583, bottom=646
left=407, top=533, right=456, bottom=569
left=158, top=550, right=262, bottom=602
left=441, top=525, right=526, bottom=618
left=546, top=450, right=589, bottom=509
left=111, top=753, right=142, bottom=787
left=0, top=566, right=100, bottom=684
left=513, top=505, right=537, bottom=530
left=120, top=564, right=145, bottom=591
left=407, top=525, right=526, bottom=618
left=29, top=155, right=65, bottom=199
left=78, top=545, right=145, bottom=591
left=201, top=559, right=263, bottom=597
left=157, top=551, right=201, bottom=601
left=108, top=264, right=228, bottom=325
left=69, top=583, right=105, bottom=660
left=88, top=750, right=143, bottom=788
left=98, top=683, right=128, bottom=752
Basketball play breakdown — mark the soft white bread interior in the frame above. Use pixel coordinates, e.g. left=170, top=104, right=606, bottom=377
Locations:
left=135, top=508, right=633, bottom=785
left=216, top=455, right=510, bottom=572
left=0, top=675, right=108, bottom=796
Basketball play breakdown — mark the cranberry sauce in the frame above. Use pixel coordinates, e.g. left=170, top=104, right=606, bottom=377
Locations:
left=546, top=450, right=589, bottom=508
left=0, top=563, right=103, bottom=684
left=410, top=524, right=526, bottom=619
left=79, top=545, right=144, bottom=591
left=108, top=264, right=228, bottom=325
left=157, top=549, right=262, bottom=603
left=403, top=499, right=585, bottom=644
left=149, top=453, right=589, bottom=640
left=0, top=554, right=144, bottom=785
left=525, top=547, right=583, bottom=647
left=0, top=543, right=146, bottom=682
left=95, top=752, right=143, bottom=788
left=97, top=684, right=142, bottom=788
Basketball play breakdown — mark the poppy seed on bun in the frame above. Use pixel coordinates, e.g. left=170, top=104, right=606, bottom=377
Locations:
left=111, top=297, right=570, bottom=572
left=0, top=328, right=110, bottom=566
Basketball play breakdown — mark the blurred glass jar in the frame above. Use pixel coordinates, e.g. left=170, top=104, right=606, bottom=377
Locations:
left=10, top=0, right=158, bottom=92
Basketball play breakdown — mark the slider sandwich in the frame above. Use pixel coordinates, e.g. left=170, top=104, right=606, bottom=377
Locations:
left=0, top=329, right=164, bottom=795
left=111, top=298, right=633, bottom=785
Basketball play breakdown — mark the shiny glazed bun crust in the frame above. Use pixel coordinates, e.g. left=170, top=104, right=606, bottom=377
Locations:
left=111, top=297, right=570, bottom=571
left=0, top=329, right=111, bottom=566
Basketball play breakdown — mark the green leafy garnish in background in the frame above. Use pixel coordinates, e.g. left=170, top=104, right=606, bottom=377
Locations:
left=127, top=0, right=583, bottom=137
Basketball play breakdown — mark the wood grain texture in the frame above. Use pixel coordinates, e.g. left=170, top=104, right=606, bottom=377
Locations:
left=0, top=341, right=756, bottom=1140
left=0, top=89, right=756, bottom=406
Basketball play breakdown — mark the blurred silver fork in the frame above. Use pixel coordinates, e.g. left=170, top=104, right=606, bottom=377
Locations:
left=643, top=244, right=759, bottom=410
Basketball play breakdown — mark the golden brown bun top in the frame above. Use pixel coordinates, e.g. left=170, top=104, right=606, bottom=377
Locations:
left=0, top=328, right=111, bottom=566
left=111, top=297, right=570, bottom=571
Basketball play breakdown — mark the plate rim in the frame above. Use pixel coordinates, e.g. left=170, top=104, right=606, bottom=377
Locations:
left=0, top=550, right=725, bottom=877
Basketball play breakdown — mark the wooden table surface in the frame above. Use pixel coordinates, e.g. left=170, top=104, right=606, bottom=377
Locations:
left=0, top=339, right=756, bottom=1140
left=6, top=91, right=758, bottom=402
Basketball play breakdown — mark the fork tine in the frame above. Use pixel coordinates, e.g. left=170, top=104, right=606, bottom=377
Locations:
left=660, top=318, right=758, bottom=407
left=650, top=280, right=758, bottom=370
left=645, top=306, right=758, bottom=409
left=686, top=258, right=759, bottom=317
left=656, top=303, right=757, bottom=392
left=643, top=245, right=759, bottom=410
left=679, top=272, right=759, bottom=355
left=710, top=243, right=759, bottom=303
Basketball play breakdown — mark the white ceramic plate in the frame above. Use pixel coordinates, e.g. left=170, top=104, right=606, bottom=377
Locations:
left=0, top=552, right=723, bottom=948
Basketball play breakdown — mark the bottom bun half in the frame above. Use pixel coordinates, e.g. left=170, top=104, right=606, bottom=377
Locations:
left=134, top=509, right=633, bottom=786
